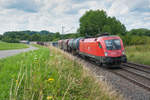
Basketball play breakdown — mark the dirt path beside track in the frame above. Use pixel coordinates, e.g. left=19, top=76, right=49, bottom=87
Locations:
left=0, top=45, right=38, bottom=59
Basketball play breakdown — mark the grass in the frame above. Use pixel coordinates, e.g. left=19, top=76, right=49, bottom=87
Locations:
left=125, top=44, right=150, bottom=65
left=0, top=45, right=123, bottom=100
left=0, top=41, right=29, bottom=50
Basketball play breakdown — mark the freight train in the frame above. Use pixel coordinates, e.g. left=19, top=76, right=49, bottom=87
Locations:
left=55, top=34, right=127, bottom=67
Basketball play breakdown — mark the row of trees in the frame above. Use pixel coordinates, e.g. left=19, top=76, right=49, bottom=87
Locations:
left=0, top=30, right=80, bottom=43
left=127, top=28, right=150, bottom=36
left=1, top=29, right=150, bottom=45
left=120, top=35, right=150, bottom=46
left=0, top=30, right=59, bottom=42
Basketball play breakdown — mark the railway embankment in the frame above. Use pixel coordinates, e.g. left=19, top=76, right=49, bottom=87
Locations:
left=0, top=45, right=123, bottom=100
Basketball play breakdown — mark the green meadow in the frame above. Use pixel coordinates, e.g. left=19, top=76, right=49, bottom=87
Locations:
left=0, top=45, right=123, bottom=100
left=126, top=45, right=150, bottom=65
left=0, top=41, right=28, bottom=50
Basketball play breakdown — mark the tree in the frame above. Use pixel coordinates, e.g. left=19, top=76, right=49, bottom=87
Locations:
left=31, top=33, right=41, bottom=41
left=0, top=35, right=2, bottom=40
left=106, top=17, right=126, bottom=35
left=21, top=33, right=30, bottom=40
left=102, top=25, right=111, bottom=33
left=2, top=36, right=19, bottom=43
left=53, top=32, right=60, bottom=39
left=78, top=10, right=126, bottom=36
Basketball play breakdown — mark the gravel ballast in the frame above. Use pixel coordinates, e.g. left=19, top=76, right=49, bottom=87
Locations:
left=73, top=56, right=150, bottom=100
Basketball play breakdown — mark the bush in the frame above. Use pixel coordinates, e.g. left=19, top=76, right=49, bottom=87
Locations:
left=2, top=37, right=20, bottom=43
left=0, top=35, right=2, bottom=40
left=120, top=35, right=150, bottom=46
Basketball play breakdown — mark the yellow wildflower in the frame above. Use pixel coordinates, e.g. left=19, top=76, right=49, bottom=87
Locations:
left=47, top=96, right=53, bottom=100
left=48, top=78, right=54, bottom=82
left=16, top=80, right=18, bottom=85
left=16, top=80, right=19, bottom=85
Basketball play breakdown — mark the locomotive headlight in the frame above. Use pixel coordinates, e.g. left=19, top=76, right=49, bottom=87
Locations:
left=105, top=52, right=108, bottom=56
left=122, top=50, right=125, bottom=55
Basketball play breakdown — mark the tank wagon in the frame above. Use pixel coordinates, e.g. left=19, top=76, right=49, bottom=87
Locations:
left=52, top=42, right=58, bottom=47
left=58, top=40, right=63, bottom=49
left=63, top=39, right=70, bottom=51
left=56, top=34, right=127, bottom=67
left=37, top=41, right=44, bottom=45
left=68, top=39, right=74, bottom=52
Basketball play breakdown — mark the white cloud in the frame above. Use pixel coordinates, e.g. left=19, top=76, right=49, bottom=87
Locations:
left=0, top=0, right=150, bottom=34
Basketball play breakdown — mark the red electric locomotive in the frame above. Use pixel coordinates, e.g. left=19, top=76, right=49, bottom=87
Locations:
left=79, top=35, right=127, bottom=66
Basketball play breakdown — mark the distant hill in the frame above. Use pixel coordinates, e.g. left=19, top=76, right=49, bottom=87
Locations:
left=1, top=30, right=57, bottom=42
left=0, top=30, right=80, bottom=43
left=3, top=30, right=54, bottom=36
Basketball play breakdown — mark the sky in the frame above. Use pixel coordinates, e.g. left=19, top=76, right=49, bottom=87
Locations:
left=0, top=0, right=150, bottom=34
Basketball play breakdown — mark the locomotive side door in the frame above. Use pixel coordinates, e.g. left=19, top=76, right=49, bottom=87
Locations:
left=97, top=42, right=104, bottom=56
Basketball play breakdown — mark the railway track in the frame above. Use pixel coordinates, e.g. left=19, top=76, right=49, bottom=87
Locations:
left=65, top=51, right=150, bottom=92
left=78, top=55, right=150, bottom=92
left=122, top=62, right=150, bottom=74
left=111, top=62, right=150, bottom=91
left=81, top=57, right=150, bottom=92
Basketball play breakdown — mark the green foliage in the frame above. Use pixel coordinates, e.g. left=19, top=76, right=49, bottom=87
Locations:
left=128, top=28, right=150, bottom=36
left=120, top=28, right=150, bottom=46
left=0, top=35, right=2, bottom=40
left=1, top=30, right=82, bottom=43
left=1, top=30, right=60, bottom=42
left=0, top=41, right=28, bottom=50
left=0, top=46, right=49, bottom=99
left=78, top=10, right=126, bottom=36
left=61, top=33, right=81, bottom=39
left=30, top=33, right=41, bottom=41
left=120, top=35, right=150, bottom=46
left=126, top=45, right=150, bottom=65
left=1, top=30, right=81, bottom=42
left=2, top=36, right=20, bottom=43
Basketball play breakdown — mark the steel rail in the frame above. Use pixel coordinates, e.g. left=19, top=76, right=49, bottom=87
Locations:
left=122, top=63, right=150, bottom=74
left=127, top=62, right=150, bottom=70
left=121, top=66, right=150, bottom=81
left=111, top=69, right=150, bottom=91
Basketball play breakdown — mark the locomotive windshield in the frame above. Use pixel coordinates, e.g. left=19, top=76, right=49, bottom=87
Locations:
left=105, top=39, right=121, bottom=50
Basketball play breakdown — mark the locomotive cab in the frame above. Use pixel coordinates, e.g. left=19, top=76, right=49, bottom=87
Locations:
left=101, top=36, right=127, bottom=65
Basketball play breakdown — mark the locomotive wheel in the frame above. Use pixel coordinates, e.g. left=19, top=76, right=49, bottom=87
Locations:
left=95, top=61, right=102, bottom=66
left=105, top=64, right=121, bottom=69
